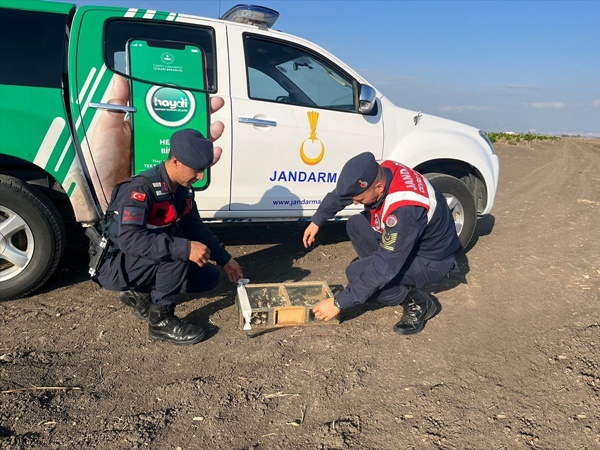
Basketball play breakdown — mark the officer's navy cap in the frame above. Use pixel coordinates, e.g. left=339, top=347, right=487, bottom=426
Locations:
left=335, top=152, right=379, bottom=198
left=170, top=129, right=214, bottom=170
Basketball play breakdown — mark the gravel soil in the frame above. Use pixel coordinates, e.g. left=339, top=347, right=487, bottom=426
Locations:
left=1, top=138, right=598, bottom=449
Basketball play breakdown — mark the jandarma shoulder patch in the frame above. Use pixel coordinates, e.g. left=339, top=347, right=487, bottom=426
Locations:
left=385, top=214, right=398, bottom=228
left=380, top=230, right=397, bottom=251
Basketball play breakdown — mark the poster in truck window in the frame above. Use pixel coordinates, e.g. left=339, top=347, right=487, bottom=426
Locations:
left=126, top=39, right=210, bottom=189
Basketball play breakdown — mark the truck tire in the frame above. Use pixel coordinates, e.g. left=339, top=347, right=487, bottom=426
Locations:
left=425, top=173, right=477, bottom=249
left=0, top=175, right=66, bottom=301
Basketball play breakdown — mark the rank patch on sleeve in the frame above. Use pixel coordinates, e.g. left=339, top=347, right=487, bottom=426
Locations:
left=380, top=230, right=398, bottom=251
left=121, top=207, right=145, bottom=225
left=130, top=191, right=146, bottom=202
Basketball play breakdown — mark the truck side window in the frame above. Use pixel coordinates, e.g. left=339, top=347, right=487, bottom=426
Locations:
left=247, top=68, right=288, bottom=100
left=244, top=35, right=356, bottom=112
left=104, top=21, right=217, bottom=92
left=0, top=9, right=68, bottom=88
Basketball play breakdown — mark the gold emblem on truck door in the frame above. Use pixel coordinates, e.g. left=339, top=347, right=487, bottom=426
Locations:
left=299, top=111, right=325, bottom=165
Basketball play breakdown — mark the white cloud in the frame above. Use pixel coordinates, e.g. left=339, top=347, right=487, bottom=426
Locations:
left=592, top=99, right=600, bottom=107
left=530, top=102, right=566, bottom=109
left=438, top=105, right=494, bottom=112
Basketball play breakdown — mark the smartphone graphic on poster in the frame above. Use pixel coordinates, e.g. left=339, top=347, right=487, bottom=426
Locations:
left=126, top=39, right=210, bottom=189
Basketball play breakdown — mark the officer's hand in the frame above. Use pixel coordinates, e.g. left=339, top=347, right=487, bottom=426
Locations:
left=223, top=258, right=243, bottom=283
left=189, top=241, right=212, bottom=267
left=312, top=297, right=340, bottom=322
left=302, top=222, right=320, bottom=248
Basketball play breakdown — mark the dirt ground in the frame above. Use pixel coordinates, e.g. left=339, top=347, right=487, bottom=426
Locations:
left=1, top=138, right=599, bottom=450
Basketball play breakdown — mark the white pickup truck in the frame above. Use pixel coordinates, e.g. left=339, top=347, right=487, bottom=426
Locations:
left=0, top=2, right=499, bottom=300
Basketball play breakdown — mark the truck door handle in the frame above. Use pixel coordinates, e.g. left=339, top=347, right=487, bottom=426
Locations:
left=238, top=117, right=277, bottom=127
left=89, top=102, right=137, bottom=114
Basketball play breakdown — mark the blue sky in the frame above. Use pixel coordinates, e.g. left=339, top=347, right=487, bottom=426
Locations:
left=59, top=0, right=600, bottom=136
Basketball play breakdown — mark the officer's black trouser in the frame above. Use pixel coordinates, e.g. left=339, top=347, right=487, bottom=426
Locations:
left=345, top=213, right=456, bottom=306
left=96, top=252, right=220, bottom=306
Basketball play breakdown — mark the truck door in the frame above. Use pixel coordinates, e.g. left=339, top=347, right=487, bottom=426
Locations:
left=68, top=6, right=220, bottom=211
left=227, top=28, right=384, bottom=217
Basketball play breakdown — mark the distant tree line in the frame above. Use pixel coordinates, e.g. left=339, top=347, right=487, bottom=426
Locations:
left=485, top=132, right=561, bottom=144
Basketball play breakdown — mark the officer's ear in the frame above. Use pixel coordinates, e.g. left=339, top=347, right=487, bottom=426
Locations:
left=374, top=178, right=386, bottom=193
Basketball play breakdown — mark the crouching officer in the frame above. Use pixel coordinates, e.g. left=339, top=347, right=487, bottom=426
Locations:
left=303, top=152, right=462, bottom=335
left=95, top=129, right=243, bottom=345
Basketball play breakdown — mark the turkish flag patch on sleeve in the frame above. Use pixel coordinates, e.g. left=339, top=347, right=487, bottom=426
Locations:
left=131, top=191, right=146, bottom=202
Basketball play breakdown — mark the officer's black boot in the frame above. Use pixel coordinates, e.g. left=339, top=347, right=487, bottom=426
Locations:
left=148, top=304, right=206, bottom=345
left=118, top=290, right=150, bottom=321
left=393, top=289, right=440, bottom=335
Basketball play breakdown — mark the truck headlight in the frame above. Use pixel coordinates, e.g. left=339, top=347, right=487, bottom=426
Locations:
left=479, top=130, right=496, bottom=155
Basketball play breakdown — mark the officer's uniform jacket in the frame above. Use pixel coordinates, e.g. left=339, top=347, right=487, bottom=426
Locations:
left=106, top=163, right=231, bottom=266
left=311, top=161, right=462, bottom=309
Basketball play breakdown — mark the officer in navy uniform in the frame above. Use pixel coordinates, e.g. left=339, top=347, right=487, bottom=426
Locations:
left=303, top=152, right=461, bottom=335
left=96, top=129, right=243, bottom=345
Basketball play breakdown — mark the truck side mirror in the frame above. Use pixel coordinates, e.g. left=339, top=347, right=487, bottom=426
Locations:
left=358, top=84, right=377, bottom=114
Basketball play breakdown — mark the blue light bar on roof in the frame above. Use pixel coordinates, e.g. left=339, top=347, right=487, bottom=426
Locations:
left=220, top=4, right=280, bottom=28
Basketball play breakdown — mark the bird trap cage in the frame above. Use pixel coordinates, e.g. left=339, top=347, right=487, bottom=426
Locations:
left=236, top=281, right=338, bottom=330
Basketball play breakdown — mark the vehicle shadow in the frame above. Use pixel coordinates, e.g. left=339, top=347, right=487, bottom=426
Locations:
left=31, top=221, right=92, bottom=296
left=36, top=220, right=348, bottom=296
left=179, top=221, right=349, bottom=336
left=135, top=216, right=493, bottom=333
left=336, top=215, right=496, bottom=324
left=463, top=214, right=495, bottom=253
left=38, top=216, right=492, bottom=336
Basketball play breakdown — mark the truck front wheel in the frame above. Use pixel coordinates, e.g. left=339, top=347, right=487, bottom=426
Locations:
left=0, top=175, right=66, bottom=301
left=425, top=173, right=477, bottom=249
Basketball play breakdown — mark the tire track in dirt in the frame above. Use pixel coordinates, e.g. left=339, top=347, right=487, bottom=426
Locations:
left=418, top=139, right=599, bottom=450
left=480, top=139, right=599, bottom=297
